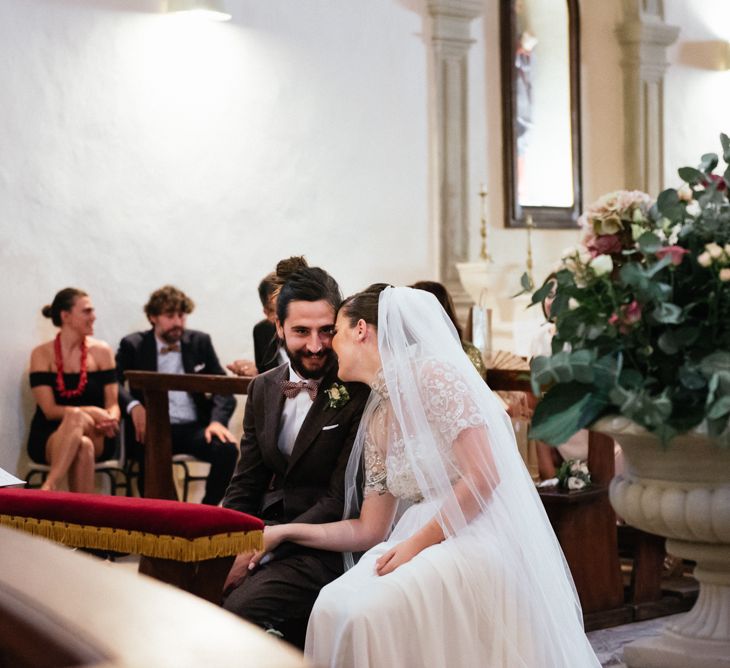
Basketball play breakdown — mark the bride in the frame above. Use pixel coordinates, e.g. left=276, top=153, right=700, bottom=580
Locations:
left=252, top=285, right=599, bottom=667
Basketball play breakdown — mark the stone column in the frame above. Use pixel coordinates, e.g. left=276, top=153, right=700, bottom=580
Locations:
left=425, top=0, right=483, bottom=294
left=617, top=0, right=679, bottom=194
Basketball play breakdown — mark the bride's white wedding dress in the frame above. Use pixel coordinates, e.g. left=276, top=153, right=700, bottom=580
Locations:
left=305, top=288, right=600, bottom=668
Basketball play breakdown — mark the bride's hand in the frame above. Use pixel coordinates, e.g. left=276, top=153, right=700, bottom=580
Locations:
left=248, top=525, right=286, bottom=571
left=375, top=535, right=424, bottom=576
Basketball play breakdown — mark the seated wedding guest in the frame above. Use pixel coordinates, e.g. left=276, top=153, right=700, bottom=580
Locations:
left=116, top=285, right=237, bottom=504
left=250, top=285, right=600, bottom=667
left=410, top=280, right=486, bottom=377
left=28, top=288, right=120, bottom=493
left=228, top=272, right=285, bottom=377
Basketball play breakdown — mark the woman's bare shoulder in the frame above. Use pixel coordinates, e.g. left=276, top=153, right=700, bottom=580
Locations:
left=30, top=341, right=54, bottom=371
left=88, top=338, right=115, bottom=369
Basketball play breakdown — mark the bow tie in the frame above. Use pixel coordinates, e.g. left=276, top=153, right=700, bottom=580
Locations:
left=281, top=379, right=320, bottom=401
left=160, top=343, right=181, bottom=355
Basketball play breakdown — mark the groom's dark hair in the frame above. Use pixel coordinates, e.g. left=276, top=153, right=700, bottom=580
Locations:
left=274, top=256, right=342, bottom=323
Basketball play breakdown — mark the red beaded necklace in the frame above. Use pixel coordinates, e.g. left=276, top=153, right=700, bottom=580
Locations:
left=54, top=333, right=88, bottom=399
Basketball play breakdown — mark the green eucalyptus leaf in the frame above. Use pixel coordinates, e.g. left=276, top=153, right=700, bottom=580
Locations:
left=530, top=277, right=554, bottom=306
left=637, top=232, right=662, bottom=254
left=700, top=352, right=730, bottom=378
left=652, top=302, right=683, bottom=324
left=678, top=167, right=704, bottom=184
left=529, top=384, right=608, bottom=445
left=678, top=366, right=706, bottom=390
left=707, top=395, right=730, bottom=420
left=719, top=133, right=730, bottom=160
left=700, top=152, right=719, bottom=173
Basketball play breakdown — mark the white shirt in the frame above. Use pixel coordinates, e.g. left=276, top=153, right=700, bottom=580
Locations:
left=277, top=365, right=316, bottom=457
left=155, top=337, right=198, bottom=424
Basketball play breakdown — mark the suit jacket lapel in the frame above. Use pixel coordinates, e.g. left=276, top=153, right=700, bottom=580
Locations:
left=142, top=330, right=158, bottom=371
left=181, top=330, right=195, bottom=373
left=287, top=369, right=338, bottom=472
left=263, top=365, right=289, bottom=472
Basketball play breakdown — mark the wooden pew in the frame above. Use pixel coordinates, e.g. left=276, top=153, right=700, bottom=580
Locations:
left=124, top=372, right=251, bottom=500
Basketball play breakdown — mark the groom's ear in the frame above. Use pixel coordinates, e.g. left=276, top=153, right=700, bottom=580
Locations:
left=275, top=317, right=284, bottom=339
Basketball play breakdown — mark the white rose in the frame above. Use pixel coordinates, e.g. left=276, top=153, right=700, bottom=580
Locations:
left=724, top=243, right=730, bottom=256
left=568, top=298, right=580, bottom=310
left=720, top=268, right=730, bottom=282
left=668, top=226, right=680, bottom=245
left=329, top=387, right=340, bottom=400
left=561, top=246, right=577, bottom=259
left=590, top=254, right=614, bottom=276
left=698, top=251, right=712, bottom=268
left=686, top=201, right=701, bottom=217
left=677, top=184, right=693, bottom=202
left=706, top=242, right=723, bottom=259
left=568, top=477, right=587, bottom=491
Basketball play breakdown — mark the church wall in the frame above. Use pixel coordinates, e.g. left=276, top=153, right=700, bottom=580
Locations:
left=0, top=0, right=430, bottom=475
left=0, top=0, right=726, bottom=477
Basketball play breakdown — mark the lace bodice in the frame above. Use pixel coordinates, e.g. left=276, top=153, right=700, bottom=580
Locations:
left=363, top=362, right=487, bottom=502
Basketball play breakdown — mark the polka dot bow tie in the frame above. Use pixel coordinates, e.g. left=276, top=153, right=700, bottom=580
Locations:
left=280, top=379, right=320, bottom=401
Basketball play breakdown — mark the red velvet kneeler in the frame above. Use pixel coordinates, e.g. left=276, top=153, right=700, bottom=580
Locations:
left=0, top=489, right=263, bottom=561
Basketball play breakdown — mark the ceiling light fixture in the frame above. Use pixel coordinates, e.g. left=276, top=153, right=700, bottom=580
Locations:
left=165, top=0, right=232, bottom=22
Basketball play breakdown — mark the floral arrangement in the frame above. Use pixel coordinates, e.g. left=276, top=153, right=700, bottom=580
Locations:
left=556, top=459, right=591, bottom=491
left=529, top=134, right=730, bottom=447
left=325, top=382, right=350, bottom=409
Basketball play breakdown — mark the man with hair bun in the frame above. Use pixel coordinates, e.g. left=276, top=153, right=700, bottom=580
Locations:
left=116, top=285, right=237, bottom=505
left=222, top=257, right=369, bottom=647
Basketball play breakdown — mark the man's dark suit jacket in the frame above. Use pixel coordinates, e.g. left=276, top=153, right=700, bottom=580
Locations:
left=223, top=363, right=369, bottom=528
left=116, top=328, right=236, bottom=426
left=253, top=319, right=280, bottom=374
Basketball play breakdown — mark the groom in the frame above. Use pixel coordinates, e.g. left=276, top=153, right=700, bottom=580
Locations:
left=222, top=257, right=369, bottom=647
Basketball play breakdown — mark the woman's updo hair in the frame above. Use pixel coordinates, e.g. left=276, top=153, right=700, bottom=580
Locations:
left=339, top=283, right=392, bottom=327
left=42, top=288, right=88, bottom=327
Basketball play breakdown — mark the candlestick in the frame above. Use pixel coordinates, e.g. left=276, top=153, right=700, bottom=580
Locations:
left=479, top=184, right=492, bottom=262
left=526, top=214, right=535, bottom=289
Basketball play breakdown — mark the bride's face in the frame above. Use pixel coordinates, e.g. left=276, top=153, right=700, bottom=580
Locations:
left=332, top=310, right=360, bottom=382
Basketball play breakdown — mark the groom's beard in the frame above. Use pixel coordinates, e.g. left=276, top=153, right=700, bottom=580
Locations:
left=282, top=339, right=336, bottom=380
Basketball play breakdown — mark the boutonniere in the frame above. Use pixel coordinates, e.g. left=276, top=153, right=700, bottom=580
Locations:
left=325, top=382, right=350, bottom=409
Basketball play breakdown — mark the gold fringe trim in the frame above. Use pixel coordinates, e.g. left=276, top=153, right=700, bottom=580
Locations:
left=0, top=514, right=262, bottom=562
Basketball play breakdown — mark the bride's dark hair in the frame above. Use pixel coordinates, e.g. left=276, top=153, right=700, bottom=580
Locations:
left=339, top=283, right=392, bottom=327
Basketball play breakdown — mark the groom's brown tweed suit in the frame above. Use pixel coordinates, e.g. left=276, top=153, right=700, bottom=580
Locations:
left=222, top=362, right=369, bottom=645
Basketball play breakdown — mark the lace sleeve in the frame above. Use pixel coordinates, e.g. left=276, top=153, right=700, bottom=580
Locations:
left=363, top=433, right=388, bottom=497
left=421, top=359, right=487, bottom=446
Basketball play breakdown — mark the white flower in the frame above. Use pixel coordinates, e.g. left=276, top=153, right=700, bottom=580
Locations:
left=686, top=200, right=701, bottom=217
left=725, top=243, right=730, bottom=256
left=677, top=184, right=693, bottom=202
left=698, top=251, right=712, bottom=268
left=706, top=242, right=724, bottom=259
left=561, top=246, right=577, bottom=259
left=568, top=298, right=580, bottom=310
left=668, top=226, right=680, bottom=245
left=590, top=254, right=614, bottom=276
left=568, top=477, right=587, bottom=491
left=720, top=268, right=730, bottom=282
left=329, top=387, right=340, bottom=400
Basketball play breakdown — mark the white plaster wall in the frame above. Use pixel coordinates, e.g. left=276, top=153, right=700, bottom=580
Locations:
left=1, top=0, right=725, bottom=479
left=664, top=0, right=730, bottom=183
left=0, top=0, right=429, bottom=475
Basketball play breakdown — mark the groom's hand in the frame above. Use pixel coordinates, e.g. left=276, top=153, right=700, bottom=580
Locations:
left=223, top=551, right=255, bottom=593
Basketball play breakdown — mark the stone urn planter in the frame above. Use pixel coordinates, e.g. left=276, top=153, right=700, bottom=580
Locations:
left=593, top=416, right=730, bottom=668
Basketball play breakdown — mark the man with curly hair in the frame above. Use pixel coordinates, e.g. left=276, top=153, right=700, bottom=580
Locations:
left=116, top=285, right=238, bottom=505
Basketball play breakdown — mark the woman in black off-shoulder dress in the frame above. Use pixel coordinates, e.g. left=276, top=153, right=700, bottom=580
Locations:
left=28, top=288, right=120, bottom=493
